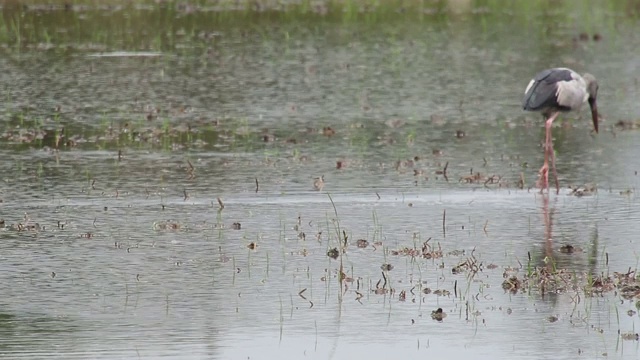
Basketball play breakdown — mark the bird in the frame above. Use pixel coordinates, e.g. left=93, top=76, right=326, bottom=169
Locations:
left=522, top=67, right=599, bottom=194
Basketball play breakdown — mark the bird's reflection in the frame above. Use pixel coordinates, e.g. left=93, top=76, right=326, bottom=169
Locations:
left=535, top=193, right=600, bottom=303
left=541, top=194, right=555, bottom=263
left=536, top=194, right=559, bottom=303
left=539, top=194, right=599, bottom=266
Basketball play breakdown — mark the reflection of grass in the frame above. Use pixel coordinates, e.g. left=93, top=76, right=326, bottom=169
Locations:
left=8, top=15, right=21, bottom=49
left=327, top=193, right=346, bottom=303
left=0, top=0, right=634, bottom=51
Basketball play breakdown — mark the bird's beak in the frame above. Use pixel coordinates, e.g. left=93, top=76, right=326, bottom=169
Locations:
left=588, top=97, right=598, bottom=133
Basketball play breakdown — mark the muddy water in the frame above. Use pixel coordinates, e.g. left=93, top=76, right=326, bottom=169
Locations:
left=1, top=2, right=640, bottom=360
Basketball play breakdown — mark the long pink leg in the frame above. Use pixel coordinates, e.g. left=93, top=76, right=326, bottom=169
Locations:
left=546, top=113, right=560, bottom=194
left=538, top=112, right=560, bottom=193
left=537, top=118, right=551, bottom=191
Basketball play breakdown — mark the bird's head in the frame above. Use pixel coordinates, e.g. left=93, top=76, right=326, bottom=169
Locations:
left=583, top=73, right=599, bottom=133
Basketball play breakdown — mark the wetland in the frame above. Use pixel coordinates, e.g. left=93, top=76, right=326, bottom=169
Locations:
left=1, top=1, right=640, bottom=359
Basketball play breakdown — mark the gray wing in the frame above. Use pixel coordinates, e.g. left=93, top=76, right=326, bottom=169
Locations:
left=522, top=68, right=574, bottom=111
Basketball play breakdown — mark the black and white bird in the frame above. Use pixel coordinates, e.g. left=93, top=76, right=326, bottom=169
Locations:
left=523, top=67, right=599, bottom=194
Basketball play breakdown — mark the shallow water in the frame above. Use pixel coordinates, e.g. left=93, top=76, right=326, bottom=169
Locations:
left=1, top=1, right=640, bottom=359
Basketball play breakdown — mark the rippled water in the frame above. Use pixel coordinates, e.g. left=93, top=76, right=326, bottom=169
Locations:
left=1, top=1, right=640, bottom=359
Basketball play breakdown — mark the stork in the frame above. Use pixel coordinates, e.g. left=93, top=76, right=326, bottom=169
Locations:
left=522, top=67, right=599, bottom=194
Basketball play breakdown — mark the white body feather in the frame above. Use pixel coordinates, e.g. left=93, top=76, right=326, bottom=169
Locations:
left=523, top=67, right=589, bottom=112
left=555, top=69, right=589, bottom=110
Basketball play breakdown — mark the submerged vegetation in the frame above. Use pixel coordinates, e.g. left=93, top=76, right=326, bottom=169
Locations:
left=1, top=0, right=639, bottom=157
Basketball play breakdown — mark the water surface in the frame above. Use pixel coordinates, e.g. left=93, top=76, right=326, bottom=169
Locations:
left=1, top=1, right=640, bottom=359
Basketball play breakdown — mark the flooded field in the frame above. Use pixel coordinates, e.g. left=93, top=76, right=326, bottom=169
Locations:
left=1, top=1, right=640, bottom=359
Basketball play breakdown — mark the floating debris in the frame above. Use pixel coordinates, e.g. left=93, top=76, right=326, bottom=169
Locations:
left=620, top=189, right=633, bottom=196
left=502, top=276, right=522, bottom=293
left=232, top=222, right=241, bottom=230
left=620, top=332, right=639, bottom=341
left=385, top=118, right=405, bottom=128
left=569, top=184, right=597, bottom=197
left=380, top=263, right=394, bottom=272
left=619, top=285, right=640, bottom=300
left=458, top=170, right=505, bottom=188
left=373, top=287, right=388, bottom=295
left=356, top=239, right=369, bottom=248
left=615, top=120, right=639, bottom=130
left=431, top=308, right=447, bottom=322
left=433, top=289, right=451, bottom=296
left=322, top=127, right=336, bottom=137
left=153, top=221, right=181, bottom=231
left=327, top=247, right=339, bottom=260
left=497, top=265, right=640, bottom=298
left=559, top=244, right=581, bottom=254
left=395, top=159, right=415, bottom=171
left=313, top=176, right=325, bottom=191
left=9, top=223, right=42, bottom=232
left=391, top=239, right=443, bottom=259
left=451, top=253, right=481, bottom=276
left=587, top=275, right=616, bottom=295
